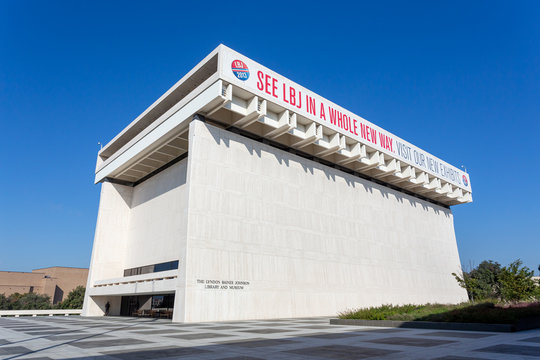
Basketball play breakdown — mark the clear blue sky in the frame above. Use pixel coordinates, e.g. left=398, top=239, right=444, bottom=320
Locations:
left=1, top=1, right=538, bottom=274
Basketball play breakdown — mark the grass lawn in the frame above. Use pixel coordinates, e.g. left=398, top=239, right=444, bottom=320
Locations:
left=339, top=302, right=540, bottom=324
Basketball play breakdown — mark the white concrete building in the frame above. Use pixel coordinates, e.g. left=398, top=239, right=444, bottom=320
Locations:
left=82, top=45, right=472, bottom=322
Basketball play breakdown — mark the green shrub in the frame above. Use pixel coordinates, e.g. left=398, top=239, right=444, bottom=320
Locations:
left=339, top=302, right=540, bottom=324
left=339, top=303, right=467, bottom=321
left=0, top=292, right=52, bottom=310
left=57, top=286, right=85, bottom=309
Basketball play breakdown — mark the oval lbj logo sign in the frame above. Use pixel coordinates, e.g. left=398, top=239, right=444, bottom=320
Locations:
left=462, top=175, right=468, bottom=187
left=232, top=60, right=249, bottom=81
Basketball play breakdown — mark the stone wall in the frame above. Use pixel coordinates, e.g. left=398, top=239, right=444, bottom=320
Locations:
left=179, top=120, right=467, bottom=322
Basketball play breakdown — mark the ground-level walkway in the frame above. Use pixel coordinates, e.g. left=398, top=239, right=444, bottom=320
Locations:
left=0, top=316, right=539, bottom=359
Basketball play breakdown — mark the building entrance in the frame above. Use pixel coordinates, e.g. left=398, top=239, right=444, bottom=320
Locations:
left=120, top=294, right=174, bottom=319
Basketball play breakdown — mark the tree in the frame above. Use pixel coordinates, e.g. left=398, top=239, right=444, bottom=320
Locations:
left=453, top=259, right=540, bottom=302
left=453, top=271, right=480, bottom=302
left=468, top=260, right=502, bottom=299
left=0, top=294, right=9, bottom=310
left=453, top=260, right=501, bottom=301
left=3, top=292, right=51, bottom=310
left=58, top=286, right=85, bottom=309
left=498, top=259, right=537, bottom=302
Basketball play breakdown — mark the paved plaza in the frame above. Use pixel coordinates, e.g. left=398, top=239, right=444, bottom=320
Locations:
left=0, top=316, right=539, bottom=359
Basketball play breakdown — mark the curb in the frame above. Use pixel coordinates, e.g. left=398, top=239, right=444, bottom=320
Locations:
left=330, top=318, right=540, bottom=332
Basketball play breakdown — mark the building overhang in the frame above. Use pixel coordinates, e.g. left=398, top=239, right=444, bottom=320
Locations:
left=95, top=45, right=472, bottom=206
left=89, top=270, right=178, bottom=297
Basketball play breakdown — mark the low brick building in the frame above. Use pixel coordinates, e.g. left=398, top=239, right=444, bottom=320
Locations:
left=0, top=267, right=88, bottom=304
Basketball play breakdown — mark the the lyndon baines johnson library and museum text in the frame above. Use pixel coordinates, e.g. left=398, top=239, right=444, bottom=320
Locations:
left=82, top=45, right=472, bottom=323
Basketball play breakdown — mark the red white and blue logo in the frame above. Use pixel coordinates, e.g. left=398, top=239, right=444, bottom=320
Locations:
left=231, top=60, right=249, bottom=81
left=462, top=174, right=468, bottom=186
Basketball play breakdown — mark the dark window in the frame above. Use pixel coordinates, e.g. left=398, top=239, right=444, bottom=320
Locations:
left=152, top=294, right=174, bottom=309
left=141, top=265, right=153, bottom=274
left=53, top=285, right=64, bottom=305
left=154, top=260, right=179, bottom=272
left=123, top=260, right=179, bottom=277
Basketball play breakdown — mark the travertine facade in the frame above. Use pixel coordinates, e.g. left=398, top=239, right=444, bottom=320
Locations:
left=181, top=121, right=466, bottom=322
left=83, top=45, right=471, bottom=322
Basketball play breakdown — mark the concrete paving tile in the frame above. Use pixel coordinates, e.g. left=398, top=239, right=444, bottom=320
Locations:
left=2, top=325, right=49, bottom=329
left=419, top=331, right=495, bottom=339
left=294, top=320, right=330, bottom=323
left=204, top=326, right=249, bottom=330
left=431, top=356, right=493, bottom=360
left=166, top=332, right=233, bottom=340
left=357, top=328, right=406, bottom=333
left=12, top=327, right=63, bottom=332
left=106, top=325, right=155, bottom=330
left=23, top=330, right=86, bottom=336
left=366, top=337, right=457, bottom=347
left=520, top=336, right=540, bottom=343
left=95, top=325, right=128, bottom=329
left=102, top=346, right=212, bottom=359
left=81, top=324, right=122, bottom=328
left=43, top=334, right=108, bottom=341
left=475, top=344, right=540, bottom=357
left=214, top=322, right=266, bottom=325
left=218, top=338, right=298, bottom=348
left=239, top=328, right=296, bottom=334
left=0, top=346, right=30, bottom=355
left=164, top=323, right=207, bottom=327
left=69, top=338, right=152, bottom=349
left=130, top=328, right=189, bottom=335
left=42, top=320, right=81, bottom=323
left=294, top=325, right=340, bottom=329
left=285, top=345, right=401, bottom=359
left=303, top=332, right=365, bottom=339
